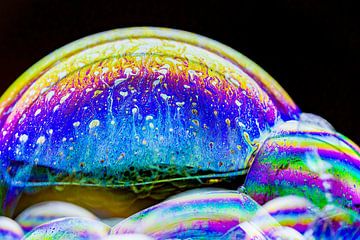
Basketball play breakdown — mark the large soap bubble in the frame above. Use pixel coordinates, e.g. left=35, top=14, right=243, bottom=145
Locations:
left=0, top=27, right=299, bottom=218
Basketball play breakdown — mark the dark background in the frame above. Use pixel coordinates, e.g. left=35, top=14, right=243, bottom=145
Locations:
left=0, top=0, right=358, bottom=143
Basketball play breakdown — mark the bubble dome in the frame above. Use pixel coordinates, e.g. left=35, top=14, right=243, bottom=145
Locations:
left=0, top=27, right=359, bottom=239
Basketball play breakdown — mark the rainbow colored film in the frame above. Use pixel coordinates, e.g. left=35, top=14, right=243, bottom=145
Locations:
left=0, top=27, right=359, bottom=239
left=244, top=120, right=360, bottom=212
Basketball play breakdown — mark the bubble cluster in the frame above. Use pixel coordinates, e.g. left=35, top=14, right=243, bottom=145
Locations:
left=0, top=27, right=359, bottom=239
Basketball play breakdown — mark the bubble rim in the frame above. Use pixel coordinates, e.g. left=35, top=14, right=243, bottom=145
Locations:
left=0, top=27, right=299, bottom=119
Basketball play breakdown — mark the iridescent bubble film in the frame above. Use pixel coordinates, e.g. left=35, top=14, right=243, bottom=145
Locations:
left=260, top=195, right=319, bottom=234
left=15, top=201, right=97, bottom=233
left=0, top=27, right=300, bottom=218
left=104, top=234, right=154, bottom=240
left=0, top=216, right=24, bottom=240
left=266, top=227, right=305, bottom=240
left=0, top=27, right=359, bottom=239
left=23, top=217, right=110, bottom=240
left=308, top=205, right=360, bottom=239
left=111, top=191, right=280, bottom=238
left=244, top=119, right=360, bottom=212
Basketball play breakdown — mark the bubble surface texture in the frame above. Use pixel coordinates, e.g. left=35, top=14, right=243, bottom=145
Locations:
left=0, top=27, right=299, bottom=217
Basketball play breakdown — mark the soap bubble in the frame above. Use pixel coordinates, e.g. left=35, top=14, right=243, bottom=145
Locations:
left=0, top=27, right=300, bottom=217
left=23, top=217, right=110, bottom=240
left=0, top=216, right=23, bottom=240
left=15, top=201, right=97, bottom=233
left=245, top=120, right=360, bottom=213
left=112, top=190, right=280, bottom=238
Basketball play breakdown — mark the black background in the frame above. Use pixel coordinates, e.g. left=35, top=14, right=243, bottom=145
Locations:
left=0, top=0, right=359, bottom=143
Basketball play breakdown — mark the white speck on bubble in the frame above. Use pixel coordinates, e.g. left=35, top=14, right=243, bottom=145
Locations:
left=225, top=73, right=240, bottom=87
left=235, top=100, right=242, bottom=107
left=160, top=93, right=170, bottom=101
left=120, top=91, right=128, bottom=97
left=176, top=102, right=185, bottom=107
left=89, top=119, right=100, bottom=129
left=102, top=67, right=109, bottom=74
left=238, top=122, right=246, bottom=128
left=114, top=78, right=126, bottom=86
left=19, top=114, right=26, bottom=123
left=34, top=109, right=41, bottom=116
left=73, top=121, right=80, bottom=127
left=46, top=91, right=55, bottom=101
left=53, top=105, right=60, bottom=112
left=323, top=181, right=331, bottom=190
left=60, top=93, right=71, bottom=104
left=29, top=89, right=36, bottom=96
left=19, top=134, right=28, bottom=143
left=153, top=80, right=160, bottom=86
left=36, top=136, right=46, bottom=145
left=48, top=129, right=53, bottom=135
left=58, top=71, right=67, bottom=79
left=145, top=115, right=153, bottom=121
left=156, top=68, right=168, bottom=75
left=40, top=87, right=49, bottom=95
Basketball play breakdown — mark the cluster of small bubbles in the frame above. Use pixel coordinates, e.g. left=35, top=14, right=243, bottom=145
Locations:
left=0, top=28, right=359, bottom=239
left=2, top=189, right=357, bottom=239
